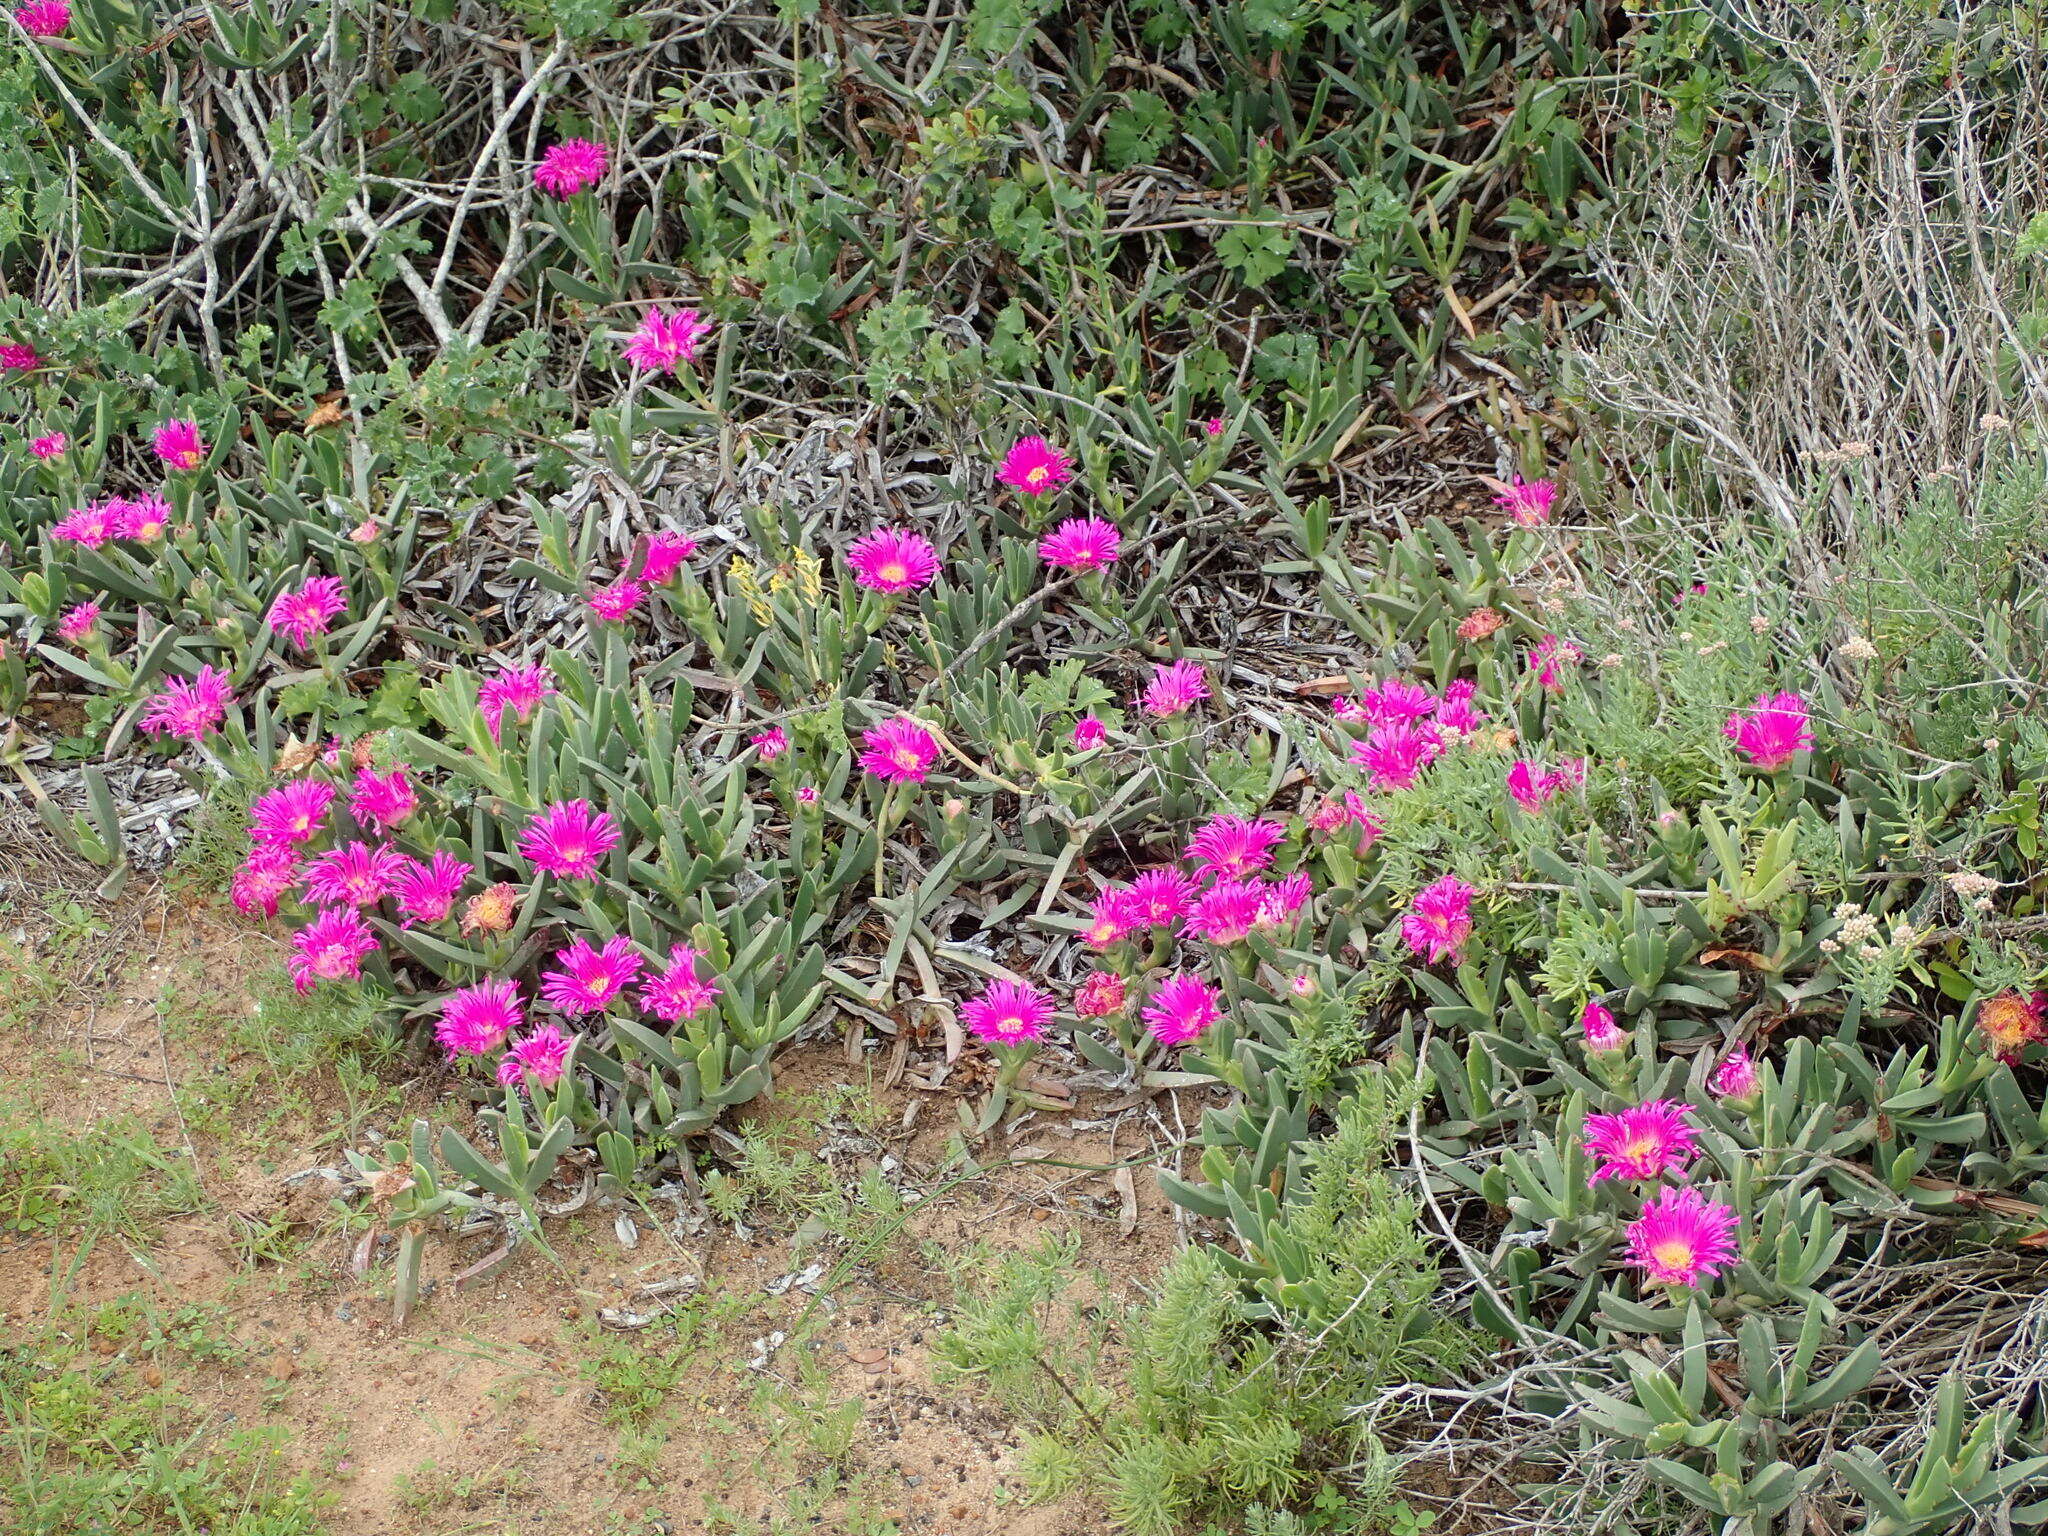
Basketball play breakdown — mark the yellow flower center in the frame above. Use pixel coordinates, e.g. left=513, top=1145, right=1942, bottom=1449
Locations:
left=1624, top=1134, right=1660, bottom=1162
left=1026, top=466, right=1046, bottom=485
left=891, top=748, right=920, bottom=771
left=1651, top=1239, right=1695, bottom=1272
left=878, top=562, right=907, bottom=584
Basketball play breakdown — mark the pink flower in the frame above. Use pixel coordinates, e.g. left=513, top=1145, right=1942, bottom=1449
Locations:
left=621, top=307, right=713, bottom=374
left=392, top=851, right=471, bottom=925
left=588, top=578, right=645, bottom=622
left=1331, top=696, right=1370, bottom=724
left=1400, top=874, right=1475, bottom=966
left=49, top=500, right=122, bottom=548
left=518, top=799, right=619, bottom=880
left=1349, top=720, right=1443, bottom=791
left=639, top=531, right=698, bottom=584
left=501, top=1024, right=574, bottom=1090
left=480, top=661, right=554, bottom=742
left=1507, top=760, right=1568, bottom=812
left=1141, top=659, right=1209, bottom=718
left=1709, top=1046, right=1760, bottom=1102
left=540, top=934, right=644, bottom=1014
left=996, top=435, right=1073, bottom=497
left=859, top=718, right=941, bottom=784
left=56, top=601, right=99, bottom=645
left=1073, top=971, right=1126, bottom=1018
left=1071, top=715, right=1107, bottom=749
left=961, top=979, right=1053, bottom=1047
left=269, top=575, right=347, bottom=649
left=847, top=528, right=940, bottom=593
left=1289, top=972, right=1317, bottom=997
left=289, top=906, right=378, bottom=993
left=11, top=0, right=66, bottom=36
left=751, top=726, right=788, bottom=760
left=1037, top=516, right=1121, bottom=572
left=1625, top=1185, right=1740, bottom=1289
left=231, top=843, right=300, bottom=918
left=1724, top=691, right=1812, bottom=771
left=30, top=432, right=65, bottom=459
left=302, top=839, right=413, bottom=907
left=113, top=494, right=170, bottom=542
left=152, top=419, right=205, bottom=471
left=249, top=779, right=337, bottom=846
left=1583, top=1099, right=1697, bottom=1183
left=349, top=766, right=416, bottom=830
left=1082, top=887, right=1143, bottom=949
left=1435, top=680, right=1487, bottom=734
left=1257, top=872, right=1313, bottom=928
left=1307, top=791, right=1383, bottom=850
left=349, top=519, right=379, bottom=544
left=1141, top=973, right=1221, bottom=1046
left=1186, top=879, right=1265, bottom=945
left=0, top=340, right=38, bottom=368
left=437, top=980, right=524, bottom=1057
left=533, top=138, right=609, bottom=197
left=1494, top=475, right=1558, bottom=526
left=1202, top=415, right=1225, bottom=438
left=1355, top=679, right=1438, bottom=726
left=1184, top=815, right=1285, bottom=880
left=1529, top=635, right=1581, bottom=693
left=1128, top=869, right=1194, bottom=927
left=1581, top=999, right=1625, bottom=1053
left=640, top=943, right=722, bottom=1022
left=139, top=666, right=234, bottom=741
left=795, top=785, right=819, bottom=804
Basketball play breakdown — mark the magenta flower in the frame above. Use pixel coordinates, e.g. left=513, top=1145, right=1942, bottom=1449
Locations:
left=639, top=531, right=698, bottom=584
left=518, top=799, right=619, bottom=880
left=859, top=718, right=941, bottom=784
left=49, top=500, right=122, bottom=548
left=1141, top=973, right=1221, bottom=1046
left=1355, top=679, right=1438, bottom=726
left=1400, top=874, right=1475, bottom=966
left=1349, top=720, right=1443, bottom=791
left=1037, top=516, right=1121, bottom=572
left=1330, top=696, right=1369, bottom=724
left=847, top=528, right=940, bottom=594
left=1073, top=971, right=1126, bottom=1018
left=996, top=435, right=1073, bottom=497
left=479, top=661, right=554, bottom=742
left=501, top=1024, right=574, bottom=1091
left=436, top=979, right=524, bottom=1058
left=540, top=934, right=644, bottom=1014
left=1436, top=680, right=1487, bottom=734
left=1256, top=872, right=1313, bottom=928
left=588, top=577, right=645, bottom=622
left=56, top=600, right=99, bottom=645
left=1581, top=999, right=1625, bottom=1054
left=1529, top=635, right=1581, bottom=693
left=113, top=493, right=169, bottom=542
left=30, top=432, right=66, bottom=459
left=302, top=839, right=413, bottom=908
left=231, top=844, right=300, bottom=919
left=1625, top=1185, right=1740, bottom=1289
left=1583, top=1099, right=1698, bottom=1184
left=961, top=978, right=1054, bottom=1047
left=1184, top=815, right=1285, bottom=880
left=533, top=138, right=609, bottom=197
left=269, top=575, right=347, bottom=649
left=796, top=785, right=819, bottom=804
left=621, top=306, right=714, bottom=374
left=1082, top=887, right=1142, bottom=949
left=139, top=666, right=234, bottom=741
left=750, top=726, right=788, bottom=760
left=1709, top=1046, right=1760, bottom=1103
left=392, top=851, right=472, bottom=925
left=1186, top=879, right=1265, bottom=945
left=640, top=943, right=722, bottom=1022
left=289, top=906, right=378, bottom=994
left=1071, top=715, right=1107, bottom=750
left=152, top=419, right=206, bottom=472
left=11, top=0, right=67, bottom=36
left=0, top=340, right=38, bottom=368
left=1141, top=659, right=1209, bottom=718
left=349, top=766, right=416, bottom=831
left=1129, top=869, right=1194, bottom=927
left=249, top=779, right=337, bottom=847
left=1495, top=475, right=1558, bottom=526
left=1724, top=691, right=1812, bottom=771
left=1202, top=415, right=1225, bottom=438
